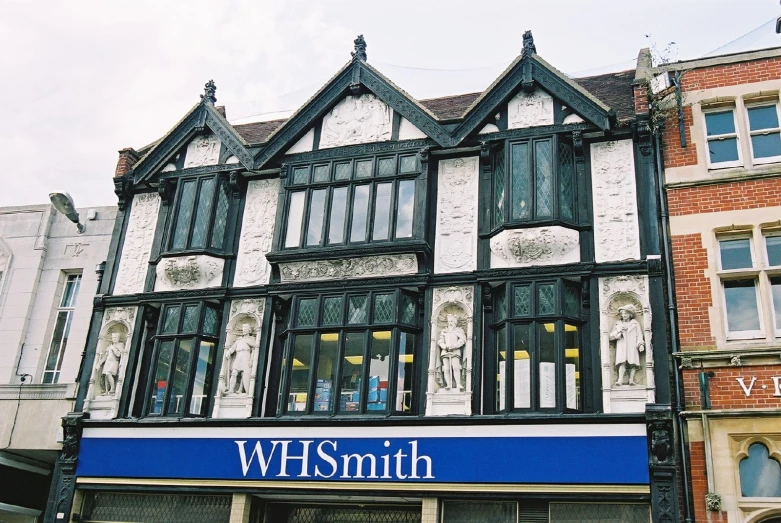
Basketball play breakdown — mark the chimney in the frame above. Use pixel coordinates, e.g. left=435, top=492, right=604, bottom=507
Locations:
left=114, top=148, right=140, bottom=177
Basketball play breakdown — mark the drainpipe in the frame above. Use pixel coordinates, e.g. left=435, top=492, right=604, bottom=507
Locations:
left=654, top=131, right=694, bottom=523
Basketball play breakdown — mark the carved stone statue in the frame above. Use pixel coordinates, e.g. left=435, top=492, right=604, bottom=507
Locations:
left=97, top=332, right=123, bottom=395
left=610, top=304, right=645, bottom=386
left=224, top=323, right=257, bottom=395
left=438, top=314, right=466, bottom=391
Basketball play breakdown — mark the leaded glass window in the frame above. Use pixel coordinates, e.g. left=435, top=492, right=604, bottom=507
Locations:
left=169, top=174, right=232, bottom=253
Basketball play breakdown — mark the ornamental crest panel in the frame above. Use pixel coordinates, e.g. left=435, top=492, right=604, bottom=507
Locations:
left=490, top=226, right=579, bottom=268
left=434, top=156, right=478, bottom=274
left=154, top=255, right=224, bottom=291
left=184, top=134, right=221, bottom=168
left=234, top=178, right=279, bottom=287
left=319, top=94, right=392, bottom=149
left=507, top=89, right=554, bottom=129
left=279, top=254, right=417, bottom=283
left=113, top=193, right=160, bottom=295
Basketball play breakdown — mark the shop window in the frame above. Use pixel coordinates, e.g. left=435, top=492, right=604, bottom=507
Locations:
left=704, top=109, right=741, bottom=167
left=168, top=174, right=231, bottom=252
left=42, top=273, right=82, bottom=383
left=441, top=501, right=517, bottom=523
left=549, top=502, right=651, bottom=522
left=283, top=153, right=419, bottom=249
left=81, top=493, right=232, bottom=523
left=279, top=290, right=419, bottom=415
left=492, top=279, right=583, bottom=412
left=144, top=302, right=221, bottom=417
left=265, top=504, right=421, bottom=523
left=740, top=443, right=781, bottom=497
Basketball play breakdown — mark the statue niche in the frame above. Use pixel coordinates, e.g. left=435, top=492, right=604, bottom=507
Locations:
left=92, top=323, right=128, bottom=397
left=435, top=309, right=467, bottom=391
left=219, top=316, right=259, bottom=397
left=607, top=296, right=646, bottom=387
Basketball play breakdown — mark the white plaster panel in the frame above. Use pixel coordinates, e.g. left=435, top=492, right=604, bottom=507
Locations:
left=478, top=123, right=500, bottom=134
left=319, top=94, right=392, bottom=148
left=154, top=255, right=224, bottom=292
left=489, top=226, right=580, bottom=268
left=507, top=89, right=554, bottom=129
left=279, top=254, right=417, bottom=283
left=184, top=134, right=221, bottom=168
left=434, top=157, right=479, bottom=274
left=563, top=113, right=585, bottom=124
left=285, top=128, right=315, bottom=155
left=590, top=140, right=641, bottom=262
left=234, top=178, right=279, bottom=287
left=398, top=117, right=427, bottom=140
left=113, top=193, right=160, bottom=295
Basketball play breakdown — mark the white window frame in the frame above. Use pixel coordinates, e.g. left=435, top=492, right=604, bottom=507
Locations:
left=764, top=231, right=781, bottom=337
left=745, top=102, right=781, bottom=165
left=703, top=107, right=743, bottom=169
left=717, top=235, right=765, bottom=340
left=42, top=272, right=82, bottom=383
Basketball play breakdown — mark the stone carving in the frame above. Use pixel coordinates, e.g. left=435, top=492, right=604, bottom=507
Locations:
left=705, top=492, right=722, bottom=512
left=507, top=89, right=554, bottom=129
left=279, top=254, right=416, bottom=283
left=599, top=275, right=654, bottom=413
left=490, top=226, right=579, bottom=268
left=319, top=94, right=392, bottom=149
left=113, top=193, right=160, bottom=295
left=184, top=134, right=221, bottom=168
left=154, top=255, right=224, bottom=291
left=437, top=313, right=466, bottom=391
left=234, top=179, right=279, bottom=287
left=435, top=157, right=478, bottom=273
left=201, top=79, right=217, bottom=105
left=224, top=323, right=257, bottom=394
left=97, top=332, right=124, bottom=395
left=591, top=140, right=641, bottom=262
left=730, top=355, right=742, bottom=366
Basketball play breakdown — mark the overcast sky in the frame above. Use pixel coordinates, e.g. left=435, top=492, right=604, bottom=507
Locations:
left=1, top=0, right=779, bottom=208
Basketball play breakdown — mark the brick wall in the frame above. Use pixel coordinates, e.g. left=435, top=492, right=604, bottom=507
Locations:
left=667, top=177, right=781, bottom=216
left=688, top=440, right=728, bottom=523
left=683, top=365, right=781, bottom=410
left=115, top=147, right=139, bottom=177
left=671, top=234, right=715, bottom=348
left=633, top=84, right=649, bottom=115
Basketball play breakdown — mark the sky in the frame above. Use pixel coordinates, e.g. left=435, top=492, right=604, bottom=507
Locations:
left=1, top=0, right=779, bottom=208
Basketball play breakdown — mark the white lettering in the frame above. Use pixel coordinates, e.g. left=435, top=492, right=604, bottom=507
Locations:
left=315, top=440, right=338, bottom=478
left=277, top=440, right=312, bottom=477
left=772, top=376, right=781, bottom=397
left=394, top=449, right=408, bottom=479
left=408, top=440, right=434, bottom=479
left=235, top=440, right=280, bottom=477
left=381, top=440, right=392, bottom=479
left=736, top=377, right=757, bottom=397
left=341, top=453, right=379, bottom=479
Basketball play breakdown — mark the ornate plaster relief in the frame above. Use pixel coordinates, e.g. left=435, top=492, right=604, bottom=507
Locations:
left=113, top=193, right=160, bottom=295
left=184, top=134, right=221, bottom=168
left=234, top=178, right=279, bottom=287
left=507, top=89, right=554, bottom=129
left=285, top=128, right=315, bottom=155
left=489, top=226, right=580, bottom=268
left=591, top=140, right=641, bottom=262
left=319, top=94, right=392, bottom=148
left=398, top=117, right=427, bottom=140
left=279, top=254, right=417, bottom=283
left=434, top=156, right=479, bottom=274
left=154, top=255, right=224, bottom=292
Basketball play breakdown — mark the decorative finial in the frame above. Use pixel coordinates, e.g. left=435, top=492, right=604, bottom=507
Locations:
left=201, top=80, right=217, bottom=105
left=351, top=34, right=367, bottom=62
left=522, top=30, right=536, bottom=56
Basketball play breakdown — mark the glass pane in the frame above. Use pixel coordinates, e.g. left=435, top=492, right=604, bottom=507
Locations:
left=190, top=177, right=215, bottom=249
left=350, top=185, right=370, bottom=242
left=296, top=298, right=317, bottom=327
left=182, top=305, right=199, bottom=332
left=189, top=341, right=214, bottom=416
left=539, top=323, right=556, bottom=408
left=564, top=284, right=580, bottom=317
left=565, top=324, right=580, bottom=410
left=496, top=326, right=507, bottom=411
left=748, top=106, right=779, bottom=131
left=334, top=162, right=351, bottom=181
left=401, top=294, right=416, bottom=325
left=373, top=293, right=396, bottom=323
left=339, top=332, right=366, bottom=413
left=442, top=501, right=516, bottom=523
left=513, top=285, right=531, bottom=317
left=720, top=238, right=753, bottom=270
left=751, top=132, right=781, bottom=159
left=321, top=296, right=343, bottom=326
left=510, top=143, right=530, bottom=220
left=495, top=285, right=507, bottom=321
left=493, top=148, right=505, bottom=225
left=537, top=283, right=556, bottom=315
left=292, top=166, right=309, bottom=184
left=172, top=180, right=197, bottom=249
left=202, top=305, right=219, bottom=336
left=512, top=324, right=531, bottom=409
left=314, top=333, right=339, bottom=413
left=287, top=334, right=313, bottom=413
left=210, top=179, right=230, bottom=249
left=61, top=275, right=82, bottom=307
left=306, top=189, right=327, bottom=246
left=284, top=192, right=306, bottom=248
left=550, top=503, right=651, bottom=523
left=395, top=180, right=415, bottom=238
left=771, top=277, right=781, bottom=330
left=368, top=331, right=391, bottom=411
left=44, top=310, right=71, bottom=377
left=313, top=164, right=330, bottom=183
left=740, top=443, right=781, bottom=497
left=535, top=140, right=553, bottom=218
left=705, top=110, right=736, bottom=135
left=399, top=155, right=417, bottom=174
left=355, top=159, right=372, bottom=178
left=372, top=183, right=392, bottom=240
left=377, top=157, right=395, bottom=176
left=395, top=333, right=415, bottom=412
left=169, top=339, right=193, bottom=415
left=767, top=236, right=781, bottom=266
left=348, top=295, right=368, bottom=324
left=708, top=137, right=739, bottom=164
left=327, top=187, right=348, bottom=244
left=150, top=340, right=174, bottom=414
left=724, top=280, right=761, bottom=332
left=558, top=141, right=575, bottom=221
left=162, top=306, right=180, bottom=334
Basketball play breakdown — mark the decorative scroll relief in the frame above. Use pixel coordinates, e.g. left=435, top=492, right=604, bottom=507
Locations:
left=279, top=254, right=417, bottom=283
left=184, top=134, right=221, bottom=168
left=591, top=140, right=641, bottom=262
left=113, top=193, right=160, bottom=295
left=434, top=157, right=479, bottom=274
left=234, top=178, right=279, bottom=287
left=507, top=89, right=554, bottom=129
left=319, top=94, right=392, bottom=149
left=490, top=226, right=579, bottom=268
left=154, top=255, right=224, bottom=292
left=598, top=275, right=655, bottom=413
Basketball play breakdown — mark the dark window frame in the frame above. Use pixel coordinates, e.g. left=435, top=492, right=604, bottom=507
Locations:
left=166, top=173, right=232, bottom=254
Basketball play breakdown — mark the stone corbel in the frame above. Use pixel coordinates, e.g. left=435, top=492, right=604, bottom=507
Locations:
left=481, top=283, right=494, bottom=313
left=157, top=178, right=176, bottom=206
left=113, top=175, right=131, bottom=211
left=228, top=170, right=245, bottom=198
left=634, top=115, right=653, bottom=156
left=279, top=163, right=289, bottom=180
left=418, top=146, right=430, bottom=174
left=646, top=404, right=680, bottom=522
left=272, top=295, right=291, bottom=325
left=521, top=61, right=534, bottom=93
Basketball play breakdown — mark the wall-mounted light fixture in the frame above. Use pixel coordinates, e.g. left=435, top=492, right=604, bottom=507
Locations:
left=49, top=191, right=85, bottom=233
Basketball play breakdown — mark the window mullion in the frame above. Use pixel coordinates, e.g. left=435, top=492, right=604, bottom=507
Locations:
left=307, top=332, right=321, bottom=414
left=332, top=330, right=347, bottom=415
left=389, top=180, right=399, bottom=241
left=205, top=175, right=220, bottom=248
left=367, top=183, right=377, bottom=242
left=359, top=328, right=371, bottom=413
left=185, top=180, right=204, bottom=249
left=162, top=339, right=180, bottom=416
left=505, top=325, right=514, bottom=411
left=530, top=321, right=539, bottom=411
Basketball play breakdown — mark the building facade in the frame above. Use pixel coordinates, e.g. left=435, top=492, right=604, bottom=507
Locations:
left=659, top=47, right=781, bottom=522
left=50, top=34, right=680, bottom=523
left=0, top=203, right=116, bottom=522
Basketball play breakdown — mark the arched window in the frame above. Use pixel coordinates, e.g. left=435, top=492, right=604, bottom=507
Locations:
left=740, top=443, right=781, bottom=497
